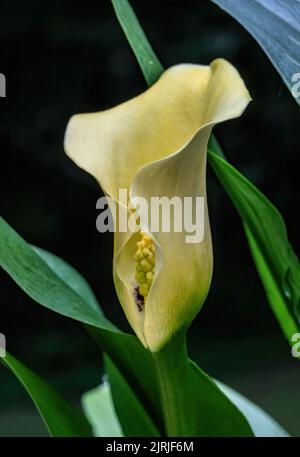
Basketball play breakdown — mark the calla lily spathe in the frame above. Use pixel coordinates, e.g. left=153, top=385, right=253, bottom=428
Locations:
left=64, top=59, right=251, bottom=352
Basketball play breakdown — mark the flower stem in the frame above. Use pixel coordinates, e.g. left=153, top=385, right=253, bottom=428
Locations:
left=152, top=332, right=191, bottom=436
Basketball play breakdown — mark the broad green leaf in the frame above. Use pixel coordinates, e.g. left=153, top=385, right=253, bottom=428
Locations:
left=111, top=0, right=164, bottom=86
left=0, top=217, right=115, bottom=331
left=188, top=361, right=253, bottom=436
left=208, top=150, right=300, bottom=340
left=1, top=217, right=253, bottom=435
left=148, top=335, right=253, bottom=437
left=1, top=352, right=92, bottom=437
left=92, top=328, right=253, bottom=436
left=104, top=355, right=160, bottom=437
left=212, top=0, right=300, bottom=105
left=0, top=215, right=164, bottom=432
left=82, top=381, right=123, bottom=437
left=110, top=0, right=299, bottom=344
left=216, top=381, right=289, bottom=437
left=33, top=246, right=101, bottom=314
left=92, top=376, right=288, bottom=437
left=87, top=326, right=164, bottom=433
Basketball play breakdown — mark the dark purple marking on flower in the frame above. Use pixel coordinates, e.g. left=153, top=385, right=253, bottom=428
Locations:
left=134, top=286, right=144, bottom=312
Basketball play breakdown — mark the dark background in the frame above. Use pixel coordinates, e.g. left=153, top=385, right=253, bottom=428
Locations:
left=0, top=0, right=299, bottom=436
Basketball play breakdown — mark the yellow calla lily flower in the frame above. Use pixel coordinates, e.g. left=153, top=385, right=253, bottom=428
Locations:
left=64, top=58, right=251, bottom=352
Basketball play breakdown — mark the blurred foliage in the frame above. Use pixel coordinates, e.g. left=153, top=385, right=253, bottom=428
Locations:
left=0, top=0, right=299, bottom=436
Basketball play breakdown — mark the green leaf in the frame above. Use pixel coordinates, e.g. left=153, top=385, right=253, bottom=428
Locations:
left=216, top=381, right=289, bottom=437
left=82, top=381, right=123, bottom=437
left=0, top=217, right=115, bottom=332
left=150, top=334, right=253, bottom=436
left=90, top=327, right=256, bottom=436
left=111, top=0, right=164, bottom=86
left=245, top=226, right=300, bottom=345
left=91, top=376, right=288, bottom=437
left=104, top=355, right=160, bottom=437
left=1, top=352, right=92, bottom=437
left=208, top=150, right=300, bottom=341
left=92, top=328, right=254, bottom=436
left=0, top=215, right=164, bottom=432
left=0, top=217, right=253, bottom=435
left=87, top=326, right=165, bottom=433
left=33, top=246, right=101, bottom=314
left=212, top=0, right=300, bottom=105
left=189, top=361, right=254, bottom=436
